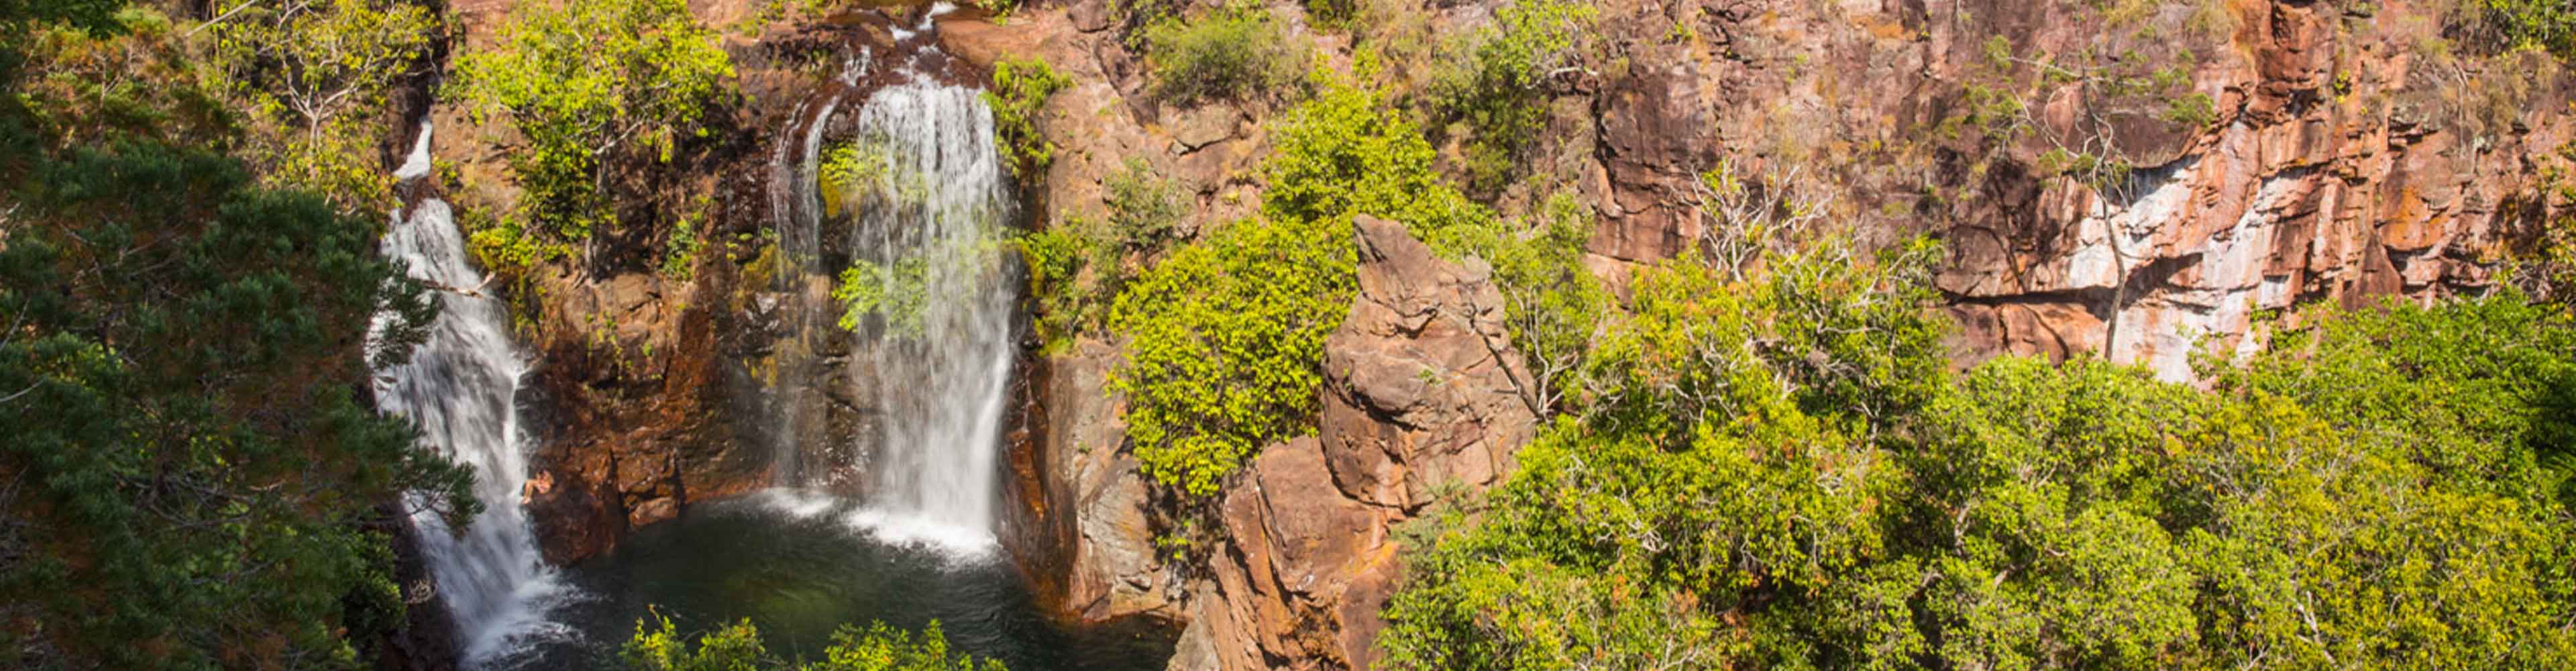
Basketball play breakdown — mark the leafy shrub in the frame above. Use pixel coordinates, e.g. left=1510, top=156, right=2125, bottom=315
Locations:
left=1264, top=80, right=1489, bottom=238
left=1425, top=0, right=1593, bottom=193
left=1104, top=155, right=1187, bottom=241
left=1142, top=2, right=1307, bottom=106
left=1108, top=213, right=1356, bottom=497
left=1015, top=221, right=1102, bottom=349
left=817, top=134, right=890, bottom=218
left=451, top=0, right=735, bottom=271
left=622, top=613, right=1004, bottom=670
left=1304, top=0, right=1357, bottom=26
left=2469, top=0, right=2576, bottom=58
left=837, top=256, right=931, bottom=337
left=982, top=56, right=1070, bottom=177
left=1018, top=158, right=1185, bottom=348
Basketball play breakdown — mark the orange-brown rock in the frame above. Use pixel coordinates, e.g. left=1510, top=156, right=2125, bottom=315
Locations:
left=1163, top=218, right=1540, bottom=671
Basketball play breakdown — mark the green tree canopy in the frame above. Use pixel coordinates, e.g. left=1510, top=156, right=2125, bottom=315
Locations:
left=1382, top=244, right=2576, bottom=668
left=622, top=614, right=1005, bottom=671
left=451, top=0, right=735, bottom=272
left=0, top=138, right=475, bottom=667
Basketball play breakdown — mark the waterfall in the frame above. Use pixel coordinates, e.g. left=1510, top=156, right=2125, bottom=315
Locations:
left=374, top=121, right=576, bottom=666
left=765, top=5, right=1018, bottom=557
left=840, top=80, right=1017, bottom=552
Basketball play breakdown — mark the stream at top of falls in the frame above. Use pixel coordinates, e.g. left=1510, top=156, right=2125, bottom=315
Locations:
left=378, top=6, right=1171, bottom=669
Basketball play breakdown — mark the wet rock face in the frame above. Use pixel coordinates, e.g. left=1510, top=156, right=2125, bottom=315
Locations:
left=1030, top=340, right=1183, bottom=624
left=519, top=271, right=770, bottom=564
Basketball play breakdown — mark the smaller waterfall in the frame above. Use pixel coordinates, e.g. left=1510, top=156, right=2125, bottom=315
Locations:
left=374, top=121, right=576, bottom=666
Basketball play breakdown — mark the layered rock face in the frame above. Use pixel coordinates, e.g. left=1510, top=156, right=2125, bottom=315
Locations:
left=1566, top=0, right=2568, bottom=378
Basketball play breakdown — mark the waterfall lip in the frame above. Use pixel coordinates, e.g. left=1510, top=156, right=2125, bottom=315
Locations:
left=394, top=119, right=434, bottom=182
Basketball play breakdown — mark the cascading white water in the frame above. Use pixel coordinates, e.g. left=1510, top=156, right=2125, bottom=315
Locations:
left=374, top=121, right=575, bottom=666
left=763, top=6, right=1018, bottom=556
left=837, top=79, right=1017, bottom=552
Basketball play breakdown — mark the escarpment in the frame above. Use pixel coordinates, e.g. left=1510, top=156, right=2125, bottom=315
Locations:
left=409, top=0, right=2573, bottom=666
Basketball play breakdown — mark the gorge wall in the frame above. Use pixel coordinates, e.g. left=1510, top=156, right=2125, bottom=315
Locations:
left=407, top=0, right=2573, bottom=668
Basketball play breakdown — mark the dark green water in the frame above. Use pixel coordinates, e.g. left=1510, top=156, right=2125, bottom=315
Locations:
left=518, top=496, right=1175, bottom=670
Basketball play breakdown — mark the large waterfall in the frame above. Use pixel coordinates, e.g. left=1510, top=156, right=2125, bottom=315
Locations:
left=840, top=81, right=1018, bottom=551
left=767, top=5, right=1018, bottom=556
left=374, top=121, right=574, bottom=666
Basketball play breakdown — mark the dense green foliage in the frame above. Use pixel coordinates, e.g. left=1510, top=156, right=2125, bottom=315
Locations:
left=203, top=0, right=439, bottom=209
left=1380, top=233, right=2576, bottom=668
left=623, top=614, right=1005, bottom=671
left=1108, top=213, right=1354, bottom=497
left=1141, top=2, right=1307, bottom=106
left=2473, top=0, right=2576, bottom=57
left=983, top=56, right=1070, bottom=178
left=451, top=0, right=735, bottom=275
left=1262, top=81, right=1489, bottom=239
left=1426, top=0, right=1591, bottom=193
left=0, top=3, right=481, bottom=667
left=1017, top=158, right=1183, bottom=348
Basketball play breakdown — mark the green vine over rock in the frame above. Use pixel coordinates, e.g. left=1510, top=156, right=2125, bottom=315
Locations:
left=1110, top=78, right=1497, bottom=498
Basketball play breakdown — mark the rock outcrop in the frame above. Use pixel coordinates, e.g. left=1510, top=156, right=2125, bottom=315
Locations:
left=1161, top=216, right=1541, bottom=671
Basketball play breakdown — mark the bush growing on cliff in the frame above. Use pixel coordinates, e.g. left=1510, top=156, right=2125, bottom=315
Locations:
left=2465, top=0, right=2576, bottom=58
left=1426, top=0, right=1592, bottom=193
left=622, top=613, right=1004, bottom=670
left=1108, top=213, right=1356, bottom=497
left=450, top=0, right=736, bottom=274
left=983, top=56, right=1070, bottom=178
left=1263, top=79, right=1490, bottom=240
left=1018, top=158, right=1185, bottom=349
left=1142, top=1, right=1308, bottom=106
left=1110, top=78, right=1513, bottom=498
